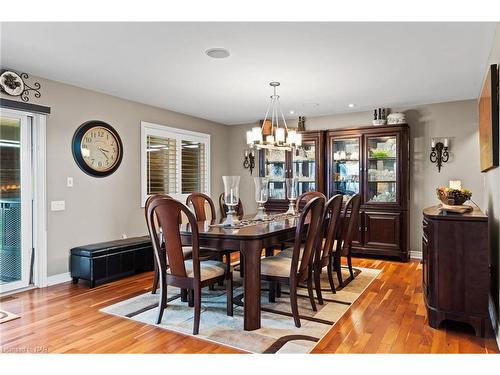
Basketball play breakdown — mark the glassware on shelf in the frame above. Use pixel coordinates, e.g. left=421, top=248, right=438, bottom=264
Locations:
left=366, top=136, right=398, bottom=203
left=222, top=175, right=240, bottom=226
left=332, top=138, right=360, bottom=197
left=293, top=141, right=316, bottom=195
left=285, top=177, right=298, bottom=215
left=264, top=149, right=286, bottom=199
left=253, top=177, right=269, bottom=221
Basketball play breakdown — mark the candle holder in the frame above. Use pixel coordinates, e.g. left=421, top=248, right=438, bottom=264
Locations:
left=430, top=138, right=449, bottom=172
left=253, top=177, right=269, bottom=221
left=222, top=176, right=240, bottom=226
left=243, top=149, right=255, bottom=175
left=285, top=177, right=298, bottom=215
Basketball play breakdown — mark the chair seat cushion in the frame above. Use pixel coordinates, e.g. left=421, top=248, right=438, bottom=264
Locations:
left=168, top=259, right=227, bottom=281
left=260, top=256, right=292, bottom=278
left=276, top=247, right=303, bottom=259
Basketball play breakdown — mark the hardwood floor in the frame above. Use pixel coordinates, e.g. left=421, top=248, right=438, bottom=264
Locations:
left=0, top=258, right=498, bottom=354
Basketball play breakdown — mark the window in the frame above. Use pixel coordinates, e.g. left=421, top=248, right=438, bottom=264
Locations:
left=141, top=122, right=210, bottom=206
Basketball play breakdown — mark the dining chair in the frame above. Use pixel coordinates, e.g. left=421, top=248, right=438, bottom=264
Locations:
left=333, top=193, right=361, bottom=287
left=144, top=194, right=193, bottom=295
left=260, top=196, right=325, bottom=328
left=146, top=197, right=233, bottom=335
left=218, top=192, right=244, bottom=219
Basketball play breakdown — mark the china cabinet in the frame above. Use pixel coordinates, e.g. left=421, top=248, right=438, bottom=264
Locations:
left=326, top=124, right=409, bottom=260
left=259, top=130, right=325, bottom=212
left=257, top=124, right=409, bottom=261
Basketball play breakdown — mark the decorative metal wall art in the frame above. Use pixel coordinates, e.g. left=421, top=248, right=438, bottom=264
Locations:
left=243, top=148, right=255, bottom=175
left=430, top=138, right=449, bottom=172
left=0, top=70, right=42, bottom=103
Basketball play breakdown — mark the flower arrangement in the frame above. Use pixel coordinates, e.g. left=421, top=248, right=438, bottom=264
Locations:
left=436, top=186, right=472, bottom=206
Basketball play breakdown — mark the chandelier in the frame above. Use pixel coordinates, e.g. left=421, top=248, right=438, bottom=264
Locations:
left=246, top=82, right=302, bottom=151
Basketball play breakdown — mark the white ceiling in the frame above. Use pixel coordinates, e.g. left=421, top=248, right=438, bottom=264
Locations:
left=0, top=22, right=496, bottom=124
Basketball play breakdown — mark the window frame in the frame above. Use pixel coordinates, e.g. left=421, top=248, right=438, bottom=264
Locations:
left=140, top=121, right=211, bottom=207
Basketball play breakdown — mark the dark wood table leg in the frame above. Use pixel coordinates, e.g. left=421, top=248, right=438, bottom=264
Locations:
left=242, top=240, right=262, bottom=331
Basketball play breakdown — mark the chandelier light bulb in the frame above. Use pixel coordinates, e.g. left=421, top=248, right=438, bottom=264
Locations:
left=275, top=127, right=285, bottom=144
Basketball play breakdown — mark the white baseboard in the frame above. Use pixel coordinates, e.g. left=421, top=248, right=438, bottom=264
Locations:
left=489, top=295, right=500, bottom=350
left=47, top=272, right=72, bottom=286
left=409, top=250, right=422, bottom=260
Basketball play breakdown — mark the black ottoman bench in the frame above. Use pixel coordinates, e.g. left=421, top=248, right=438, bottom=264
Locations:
left=70, top=236, right=154, bottom=288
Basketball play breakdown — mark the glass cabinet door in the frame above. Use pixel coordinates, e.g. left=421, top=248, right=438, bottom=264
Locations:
left=366, top=135, right=398, bottom=204
left=263, top=148, right=287, bottom=200
left=331, top=138, right=360, bottom=198
left=293, top=140, right=316, bottom=195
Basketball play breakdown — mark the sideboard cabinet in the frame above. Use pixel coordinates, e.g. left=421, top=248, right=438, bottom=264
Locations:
left=422, top=206, right=489, bottom=337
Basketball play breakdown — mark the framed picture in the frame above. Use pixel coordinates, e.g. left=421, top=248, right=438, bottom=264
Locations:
left=479, top=64, right=499, bottom=172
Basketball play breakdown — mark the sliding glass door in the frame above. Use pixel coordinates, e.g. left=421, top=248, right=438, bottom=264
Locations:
left=0, top=110, right=33, bottom=293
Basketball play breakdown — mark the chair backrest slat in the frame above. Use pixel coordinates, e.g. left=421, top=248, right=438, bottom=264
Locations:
left=218, top=192, right=244, bottom=219
left=318, top=194, right=343, bottom=262
left=186, top=193, right=216, bottom=223
left=290, top=196, right=325, bottom=282
left=340, top=194, right=362, bottom=254
left=296, top=191, right=326, bottom=211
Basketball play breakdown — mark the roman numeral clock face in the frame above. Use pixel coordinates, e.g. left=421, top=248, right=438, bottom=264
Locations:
left=72, top=121, right=123, bottom=177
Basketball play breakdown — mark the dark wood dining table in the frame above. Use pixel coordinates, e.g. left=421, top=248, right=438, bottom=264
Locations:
left=179, top=215, right=299, bottom=331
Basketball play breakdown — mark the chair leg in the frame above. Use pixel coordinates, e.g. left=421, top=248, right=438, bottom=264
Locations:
left=218, top=253, right=225, bottom=287
left=151, top=261, right=159, bottom=294
left=290, top=284, right=301, bottom=328
left=226, top=272, right=233, bottom=316
left=276, top=282, right=281, bottom=298
left=313, top=266, right=324, bottom=305
left=193, top=285, right=201, bottom=335
left=188, top=289, right=194, bottom=307
left=347, top=245, right=355, bottom=280
left=265, top=247, right=274, bottom=257
left=327, top=256, right=337, bottom=294
left=181, top=288, right=188, bottom=302
left=307, top=277, right=317, bottom=311
left=268, top=281, right=276, bottom=303
left=156, top=278, right=167, bottom=324
left=335, top=253, right=343, bottom=288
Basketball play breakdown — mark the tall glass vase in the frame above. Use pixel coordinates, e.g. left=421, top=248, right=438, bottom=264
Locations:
left=253, top=177, right=269, bottom=221
left=285, top=177, right=298, bottom=215
left=222, top=176, right=240, bottom=226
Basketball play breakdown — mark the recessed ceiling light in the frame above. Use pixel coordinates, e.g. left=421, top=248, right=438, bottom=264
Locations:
left=205, top=48, right=230, bottom=59
left=348, top=103, right=355, bottom=108
left=289, top=110, right=295, bottom=115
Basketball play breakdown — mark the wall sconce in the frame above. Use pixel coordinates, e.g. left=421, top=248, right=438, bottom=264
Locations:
left=243, top=149, right=255, bottom=175
left=430, top=138, right=449, bottom=172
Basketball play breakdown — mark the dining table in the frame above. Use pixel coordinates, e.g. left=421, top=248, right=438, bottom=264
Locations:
left=179, top=214, right=299, bottom=331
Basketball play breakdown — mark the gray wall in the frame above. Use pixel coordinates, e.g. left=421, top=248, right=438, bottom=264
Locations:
left=482, top=23, right=500, bottom=333
left=228, top=99, right=483, bottom=257
left=1, top=76, right=230, bottom=276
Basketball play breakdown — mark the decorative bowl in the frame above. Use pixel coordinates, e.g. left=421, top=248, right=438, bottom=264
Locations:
left=436, top=187, right=472, bottom=206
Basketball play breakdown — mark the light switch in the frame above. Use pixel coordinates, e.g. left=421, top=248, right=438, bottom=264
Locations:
left=67, top=177, right=74, bottom=188
left=51, top=200, right=66, bottom=211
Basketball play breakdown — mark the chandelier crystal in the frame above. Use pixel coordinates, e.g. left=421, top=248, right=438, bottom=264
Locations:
left=246, top=82, right=302, bottom=151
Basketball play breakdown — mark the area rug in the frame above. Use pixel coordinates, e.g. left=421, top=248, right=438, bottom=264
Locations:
left=0, top=310, right=20, bottom=324
left=100, top=266, right=380, bottom=353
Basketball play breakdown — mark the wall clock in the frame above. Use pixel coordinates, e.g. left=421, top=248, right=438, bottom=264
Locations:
left=72, top=120, right=123, bottom=177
